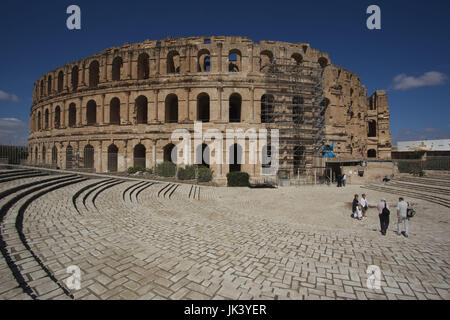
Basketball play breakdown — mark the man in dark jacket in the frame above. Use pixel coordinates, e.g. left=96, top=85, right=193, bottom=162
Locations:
left=352, top=194, right=359, bottom=217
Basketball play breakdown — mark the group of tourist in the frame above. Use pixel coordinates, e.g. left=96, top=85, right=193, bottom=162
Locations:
left=352, top=194, right=411, bottom=237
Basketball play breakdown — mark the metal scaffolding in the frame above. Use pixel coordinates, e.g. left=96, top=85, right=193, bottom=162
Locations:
left=262, top=58, right=327, bottom=182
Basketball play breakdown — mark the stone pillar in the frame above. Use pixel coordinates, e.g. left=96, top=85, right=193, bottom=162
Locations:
left=103, top=54, right=108, bottom=82
left=128, top=51, right=133, bottom=79
left=78, top=97, right=83, bottom=126
left=81, top=62, right=86, bottom=86
left=250, top=45, right=254, bottom=73
left=125, top=91, right=131, bottom=123
left=64, top=66, right=69, bottom=91
left=186, top=45, right=191, bottom=73
left=217, top=87, right=223, bottom=122
left=184, top=88, right=191, bottom=122
left=62, top=100, right=66, bottom=128
left=250, top=87, right=255, bottom=122
left=99, top=94, right=105, bottom=125
left=152, top=89, right=159, bottom=122
left=218, top=43, right=222, bottom=73
left=156, top=48, right=161, bottom=75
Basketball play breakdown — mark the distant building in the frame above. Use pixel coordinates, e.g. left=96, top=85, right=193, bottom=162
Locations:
left=393, top=139, right=450, bottom=159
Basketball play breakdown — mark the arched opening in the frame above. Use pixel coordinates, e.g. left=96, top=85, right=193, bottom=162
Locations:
left=291, top=53, right=303, bottom=65
left=293, top=146, right=305, bottom=175
left=112, top=56, right=123, bottom=81
left=134, top=144, right=146, bottom=168
left=262, top=144, right=273, bottom=174
left=261, top=94, right=274, bottom=123
left=228, top=49, right=242, bottom=72
left=52, top=146, right=58, bottom=166
left=54, top=106, right=61, bottom=128
left=197, top=93, right=210, bottom=122
left=368, top=120, right=377, bottom=137
left=40, top=80, right=44, bottom=97
left=37, top=111, right=41, bottom=130
left=110, top=97, right=121, bottom=125
left=229, top=93, right=242, bottom=123
left=69, top=103, right=77, bottom=127
left=66, top=145, right=73, bottom=169
left=197, top=49, right=211, bottom=72
left=34, top=146, right=38, bottom=164
left=47, top=75, right=52, bottom=95
left=71, top=66, right=79, bottom=90
left=107, top=144, right=118, bottom=172
left=293, top=96, right=304, bottom=124
left=368, top=149, right=377, bottom=158
left=229, top=143, right=242, bottom=172
left=86, top=100, right=97, bottom=125
left=260, top=50, right=273, bottom=72
left=167, top=51, right=180, bottom=74
left=42, top=146, right=46, bottom=164
left=196, top=143, right=210, bottom=168
left=58, top=71, right=64, bottom=92
left=163, top=143, right=177, bottom=163
left=318, top=57, right=328, bottom=68
left=84, top=144, right=94, bottom=169
left=89, top=60, right=100, bottom=88
left=137, top=53, right=149, bottom=80
left=135, top=95, right=148, bottom=124
left=44, top=109, right=49, bottom=129
left=165, top=94, right=178, bottom=123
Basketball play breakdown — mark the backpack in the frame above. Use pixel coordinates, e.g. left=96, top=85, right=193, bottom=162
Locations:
left=382, top=201, right=390, bottom=216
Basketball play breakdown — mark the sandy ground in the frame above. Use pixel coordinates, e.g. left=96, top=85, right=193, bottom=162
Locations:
left=215, top=184, right=450, bottom=243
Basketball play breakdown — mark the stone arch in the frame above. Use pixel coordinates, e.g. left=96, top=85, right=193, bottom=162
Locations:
left=318, top=57, right=329, bottom=68
left=37, top=111, right=41, bottom=130
left=71, top=66, right=79, bottom=90
left=260, top=50, right=274, bottom=72
left=69, top=103, right=77, bottom=127
left=368, top=149, right=377, bottom=158
left=133, top=143, right=146, bottom=168
left=261, top=94, right=274, bottom=123
left=89, top=60, right=100, bottom=88
left=291, top=53, right=303, bottom=65
left=84, top=144, right=95, bottom=169
left=42, top=146, right=46, bottom=164
left=261, top=144, right=272, bottom=170
left=293, top=146, right=305, bottom=175
left=229, top=93, right=242, bottom=123
left=229, top=49, right=242, bottom=72
left=197, top=92, right=210, bottom=122
left=112, top=56, right=123, bottom=81
left=40, top=79, right=45, bottom=97
left=293, top=96, right=304, bottom=124
left=58, top=70, right=64, bottom=92
left=137, top=53, right=149, bottom=80
left=167, top=50, right=180, bottom=73
left=47, top=75, right=52, bottom=95
left=229, top=143, right=242, bottom=172
left=163, top=143, right=177, bottom=163
left=196, top=143, right=210, bottom=168
left=54, top=106, right=61, bottom=128
left=165, top=94, right=178, bottom=123
left=52, top=146, right=58, bottom=165
left=135, top=95, right=148, bottom=124
left=86, top=100, right=97, bottom=125
left=66, top=145, right=73, bottom=169
left=368, top=120, right=377, bottom=137
left=107, top=144, right=119, bottom=172
left=44, top=109, right=49, bottom=129
left=110, top=97, right=121, bottom=125
left=197, top=49, right=211, bottom=72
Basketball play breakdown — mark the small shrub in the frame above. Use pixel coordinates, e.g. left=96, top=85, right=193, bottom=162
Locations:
left=155, top=161, right=176, bottom=177
left=145, top=168, right=153, bottom=174
left=127, top=167, right=137, bottom=174
left=198, top=166, right=213, bottom=182
left=227, top=171, right=250, bottom=187
left=178, top=165, right=196, bottom=180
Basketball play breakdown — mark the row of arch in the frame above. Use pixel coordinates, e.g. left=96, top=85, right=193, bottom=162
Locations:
left=31, top=142, right=268, bottom=173
left=36, top=50, right=330, bottom=99
left=33, top=93, right=314, bottom=131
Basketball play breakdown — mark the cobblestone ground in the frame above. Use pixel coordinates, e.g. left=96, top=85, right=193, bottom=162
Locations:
left=0, top=169, right=449, bottom=300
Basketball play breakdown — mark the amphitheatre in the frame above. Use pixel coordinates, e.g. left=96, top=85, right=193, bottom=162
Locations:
left=0, top=36, right=449, bottom=300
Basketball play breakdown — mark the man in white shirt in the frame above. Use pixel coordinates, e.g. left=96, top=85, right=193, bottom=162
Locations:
left=342, top=174, right=347, bottom=187
left=397, top=197, right=409, bottom=237
left=360, top=194, right=368, bottom=218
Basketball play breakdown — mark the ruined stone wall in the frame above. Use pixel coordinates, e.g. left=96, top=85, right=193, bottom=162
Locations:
left=28, top=36, right=391, bottom=183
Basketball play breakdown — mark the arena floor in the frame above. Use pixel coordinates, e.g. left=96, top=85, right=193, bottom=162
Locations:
left=0, top=168, right=449, bottom=300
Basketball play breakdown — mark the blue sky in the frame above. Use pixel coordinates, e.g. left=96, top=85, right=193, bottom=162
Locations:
left=0, top=0, right=449, bottom=145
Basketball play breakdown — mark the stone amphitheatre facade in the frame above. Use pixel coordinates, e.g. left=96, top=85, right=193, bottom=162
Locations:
left=28, top=36, right=392, bottom=184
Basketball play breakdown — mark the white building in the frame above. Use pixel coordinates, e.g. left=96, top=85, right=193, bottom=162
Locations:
left=397, top=139, right=450, bottom=152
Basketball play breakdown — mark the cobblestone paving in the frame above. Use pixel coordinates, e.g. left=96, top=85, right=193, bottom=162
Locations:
left=0, top=170, right=449, bottom=300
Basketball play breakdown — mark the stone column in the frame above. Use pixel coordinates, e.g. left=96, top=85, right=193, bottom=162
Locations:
left=103, top=54, right=108, bottom=82
left=125, top=91, right=131, bottom=123
left=218, top=43, right=222, bottom=73
left=62, top=100, right=66, bottom=128
left=217, top=87, right=223, bottom=122
left=78, top=97, right=83, bottom=126
left=152, top=89, right=159, bottom=122
left=128, top=51, right=133, bottom=79
left=99, top=94, right=105, bottom=125
left=81, top=62, right=86, bottom=86
left=156, top=48, right=161, bottom=75
left=250, top=45, right=254, bottom=73
left=64, top=66, right=69, bottom=91
left=250, top=87, right=255, bottom=122
left=183, top=88, right=191, bottom=122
